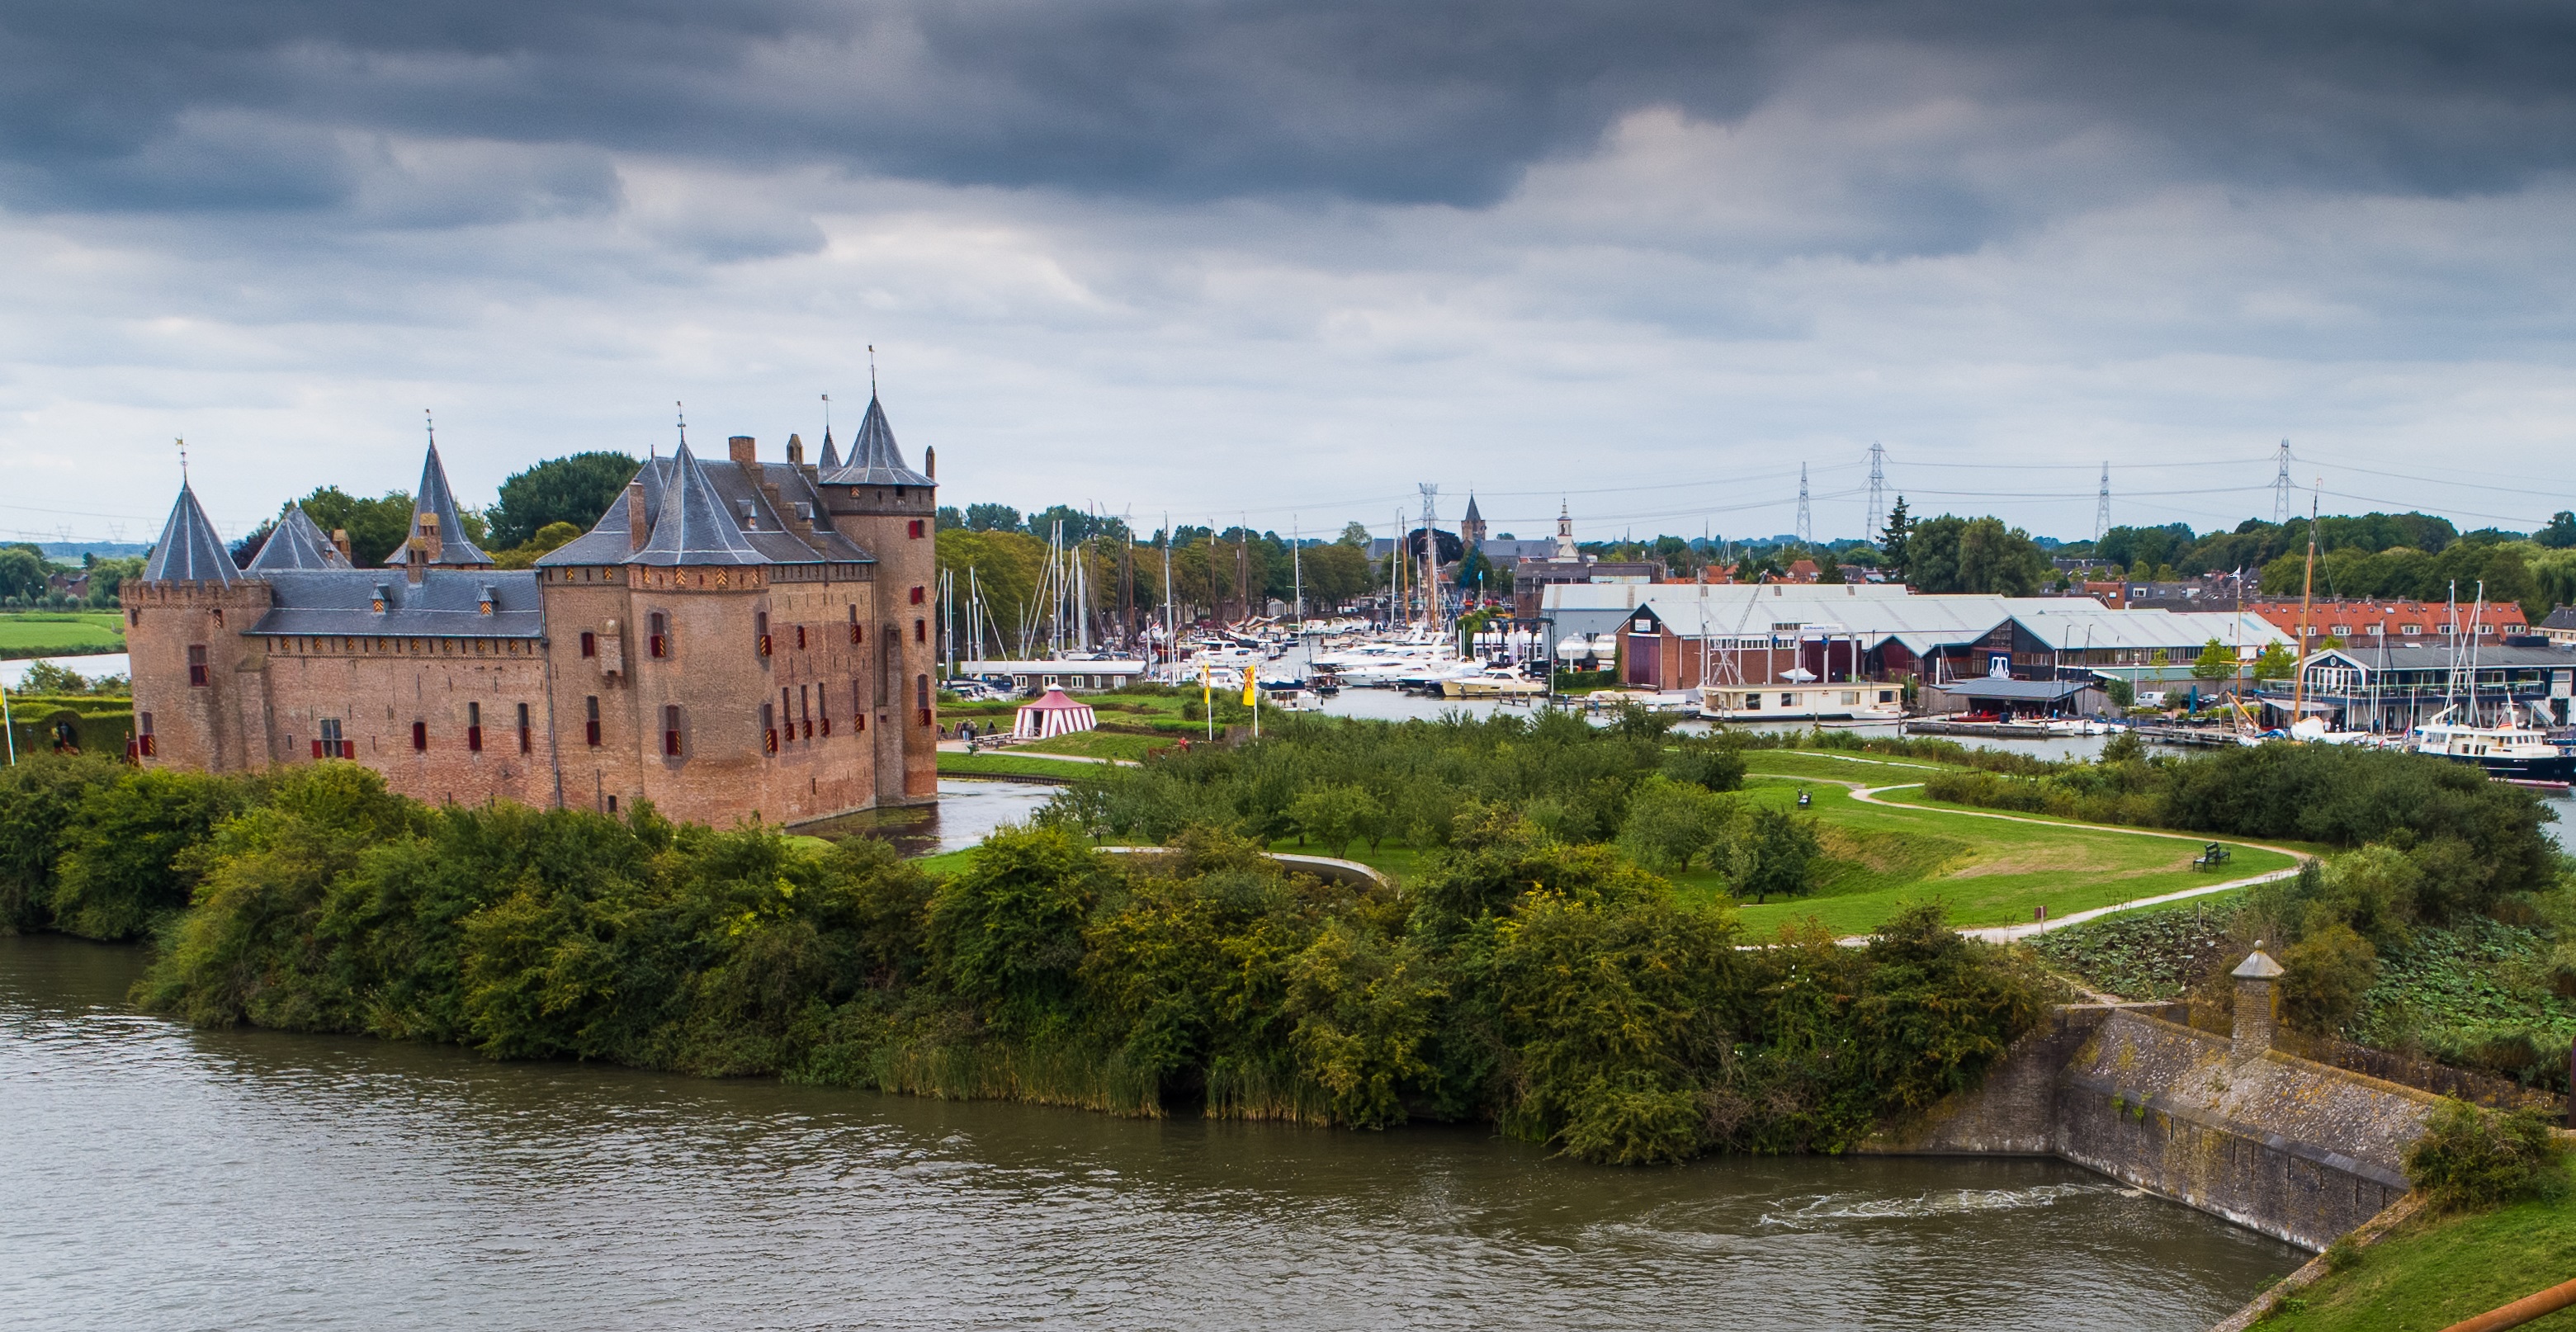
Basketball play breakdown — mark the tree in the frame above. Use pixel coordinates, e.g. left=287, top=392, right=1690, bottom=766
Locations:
left=0, top=546, right=46, bottom=602
left=1337, top=522, right=1373, bottom=548
left=934, top=505, right=964, bottom=531
left=2251, top=643, right=2297, bottom=681
left=2538, top=512, right=2576, bottom=550
left=1300, top=542, right=1373, bottom=608
left=1618, top=778, right=1732, bottom=871
left=1904, top=514, right=2048, bottom=594
left=964, top=503, right=1022, bottom=533
left=1879, top=497, right=1912, bottom=577
left=1726, top=805, right=1823, bottom=904
left=1458, top=546, right=1498, bottom=602
left=2189, top=638, right=2237, bottom=682
left=485, top=452, right=640, bottom=548
left=297, top=488, right=418, bottom=568
left=1288, top=785, right=1376, bottom=859
left=492, top=522, right=585, bottom=570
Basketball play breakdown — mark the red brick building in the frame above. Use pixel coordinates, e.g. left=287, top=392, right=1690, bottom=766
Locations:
left=124, top=396, right=939, bottom=826
left=2242, top=598, right=2528, bottom=647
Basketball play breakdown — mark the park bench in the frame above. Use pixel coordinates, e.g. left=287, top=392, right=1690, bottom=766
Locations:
left=2192, top=843, right=2232, bottom=871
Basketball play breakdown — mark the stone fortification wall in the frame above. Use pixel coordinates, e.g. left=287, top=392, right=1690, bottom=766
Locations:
left=2057, top=1009, right=2435, bottom=1250
left=1860, top=976, right=2440, bottom=1251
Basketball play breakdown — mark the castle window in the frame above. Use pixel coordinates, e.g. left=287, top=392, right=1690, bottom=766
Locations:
left=796, top=625, right=807, bottom=650
left=915, top=619, right=926, bottom=644
left=909, top=519, right=924, bottom=539
left=756, top=612, right=772, bottom=658
left=317, top=718, right=344, bottom=759
left=187, top=645, right=208, bottom=687
left=586, top=696, right=602, bottom=747
left=916, top=674, right=931, bottom=728
left=819, top=688, right=831, bottom=737
left=129, top=609, right=139, bottom=626
left=909, top=585, right=924, bottom=605
left=800, top=684, right=812, bottom=739
left=848, top=607, right=862, bottom=645
left=761, top=702, right=778, bottom=754
left=650, top=612, right=669, bottom=659
left=138, top=712, right=156, bottom=758
left=518, top=702, right=532, bottom=754
left=467, top=702, right=483, bottom=752
left=664, top=705, right=683, bottom=758
left=580, top=631, right=596, bottom=658
left=411, top=721, right=428, bottom=752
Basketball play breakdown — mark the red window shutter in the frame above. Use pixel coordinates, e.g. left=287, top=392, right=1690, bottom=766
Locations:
left=848, top=623, right=862, bottom=645
left=909, top=519, right=924, bottom=538
left=467, top=725, right=482, bottom=753
left=312, top=739, right=323, bottom=759
left=411, top=721, right=427, bottom=751
left=587, top=720, right=602, bottom=746
left=758, top=634, right=773, bottom=657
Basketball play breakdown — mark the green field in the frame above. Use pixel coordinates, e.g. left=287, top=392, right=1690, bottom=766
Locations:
left=935, top=751, right=1098, bottom=779
left=0, top=612, right=125, bottom=659
left=2264, top=1196, right=2576, bottom=1332
left=1704, top=777, right=2295, bottom=936
left=1015, top=730, right=1161, bottom=761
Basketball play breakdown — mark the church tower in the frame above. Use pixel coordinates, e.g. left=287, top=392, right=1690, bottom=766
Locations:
left=1460, top=493, right=1487, bottom=551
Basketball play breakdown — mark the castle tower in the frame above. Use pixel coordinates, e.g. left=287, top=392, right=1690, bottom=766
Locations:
left=125, top=481, right=270, bottom=771
left=815, top=393, right=939, bottom=805
left=386, top=439, right=494, bottom=572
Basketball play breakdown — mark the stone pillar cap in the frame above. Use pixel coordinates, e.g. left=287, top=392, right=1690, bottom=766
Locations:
left=2233, top=949, right=2285, bottom=980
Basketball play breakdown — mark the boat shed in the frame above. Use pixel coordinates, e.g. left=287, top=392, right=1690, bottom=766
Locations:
left=1921, top=676, right=2106, bottom=720
left=952, top=659, right=1147, bottom=694
left=2276, top=640, right=2576, bottom=731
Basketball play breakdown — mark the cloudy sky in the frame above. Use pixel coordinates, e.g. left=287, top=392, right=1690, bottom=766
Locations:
left=6, top=1, right=2575, bottom=549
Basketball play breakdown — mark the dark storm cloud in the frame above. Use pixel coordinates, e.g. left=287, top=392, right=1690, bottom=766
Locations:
left=5, top=0, right=2575, bottom=220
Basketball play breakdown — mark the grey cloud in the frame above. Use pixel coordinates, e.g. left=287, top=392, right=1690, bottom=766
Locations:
left=5, top=0, right=2574, bottom=226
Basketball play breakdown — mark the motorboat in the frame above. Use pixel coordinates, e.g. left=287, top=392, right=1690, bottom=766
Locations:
left=1440, top=665, right=1547, bottom=699
left=2408, top=706, right=2576, bottom=782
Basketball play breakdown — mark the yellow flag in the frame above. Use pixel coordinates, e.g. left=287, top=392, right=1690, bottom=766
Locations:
left=1242, top=669, right=1258, bottom=707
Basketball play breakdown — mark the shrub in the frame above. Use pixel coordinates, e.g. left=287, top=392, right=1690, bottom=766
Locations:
left=2403, top=1098, right=2571, bottom=1212
left=48, top=767, right=251, bottom=940
left=2279, top=922, right=2379, bottom=1035
left=0, top=753, right=125, bottom=932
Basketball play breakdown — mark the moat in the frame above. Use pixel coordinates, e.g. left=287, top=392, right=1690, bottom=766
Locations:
left=3, top=936, right=2299, bottom=1330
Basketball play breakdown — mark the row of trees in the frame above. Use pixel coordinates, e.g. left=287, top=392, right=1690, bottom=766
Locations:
left=0, top=751, right=2046, bottom=1164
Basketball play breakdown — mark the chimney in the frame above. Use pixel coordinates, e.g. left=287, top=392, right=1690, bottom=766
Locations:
left=626, top=482, right=650, bottom=553
left=729, top=435, right=756, bottom=465
left=787, top=433, right=806, bottom=466
left=924, top=445, right=936, bottom=480
left=405, top=539, right=428, bottom=585
left=2231, top=947, right=2285, bottom=1060
left=418, top=511, right=443, bottom=564
left=332, top=528, right=352, bottom=560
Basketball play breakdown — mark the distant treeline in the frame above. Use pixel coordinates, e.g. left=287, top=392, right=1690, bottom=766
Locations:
left=0, top=753, right=2048, bottom=1164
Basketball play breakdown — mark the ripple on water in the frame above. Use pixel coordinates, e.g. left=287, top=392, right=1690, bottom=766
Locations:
left=0, top=937, right=2299, bottom=1331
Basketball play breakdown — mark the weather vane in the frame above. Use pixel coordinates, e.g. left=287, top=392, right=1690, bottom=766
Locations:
left=822, top=392, right=831, bottom=436
left=176, top=437, right=187, bottom=483
left=423, top=408, right=436, bottom=447
left=868, top=345, right=877, bottom=395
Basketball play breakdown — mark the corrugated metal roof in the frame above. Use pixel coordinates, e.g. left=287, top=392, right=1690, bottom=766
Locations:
left=1929, top=678, right=2092, bottom=700
left=142, top=483, right=235, bottom=583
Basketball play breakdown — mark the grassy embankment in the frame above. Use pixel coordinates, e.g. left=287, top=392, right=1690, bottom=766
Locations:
left=2262, top=1197, right=2576, bottom=1331
left=0, top=612, right=125, bottom=659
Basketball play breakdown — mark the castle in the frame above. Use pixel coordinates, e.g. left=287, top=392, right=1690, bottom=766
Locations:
left=123, top=395, right=940, bottom=826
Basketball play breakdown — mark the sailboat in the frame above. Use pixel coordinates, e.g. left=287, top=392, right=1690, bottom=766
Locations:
left=2407, top=582, right=2576, bottom=784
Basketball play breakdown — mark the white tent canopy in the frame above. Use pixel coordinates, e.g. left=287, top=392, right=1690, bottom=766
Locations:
left=1013, top=687, right=1098, bottom=739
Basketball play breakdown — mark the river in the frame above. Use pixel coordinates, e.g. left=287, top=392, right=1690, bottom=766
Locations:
left=2, top=937, right=2299, bottom=1330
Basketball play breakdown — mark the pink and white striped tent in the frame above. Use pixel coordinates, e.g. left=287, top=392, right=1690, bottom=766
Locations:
left=1013, top=687, right=1098, bottom=739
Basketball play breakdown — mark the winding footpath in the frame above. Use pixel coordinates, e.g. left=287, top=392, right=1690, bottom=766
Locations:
left=1791, top=773, right=2307, bottom=944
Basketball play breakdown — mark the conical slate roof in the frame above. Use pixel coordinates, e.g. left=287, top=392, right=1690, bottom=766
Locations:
left=629, top=443, right=768, bottom=566
left=247, top=503, right=354, bottom=572
left=1462, top=493, right=1482, bottom=523
left=383, top=440, right=494, bottom=567
left=143, top=482, right=236, bottom=583
left=820, top=394, right=931, bottom=487
left=816, top=426, right=841, bottom=471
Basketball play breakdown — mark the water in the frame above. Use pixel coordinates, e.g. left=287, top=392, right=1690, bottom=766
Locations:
left=801, top=777, right=1062, bottom=854
left=0, top=651, right=127, bottom=688
left=1, top=937, right=2299, bottom=1330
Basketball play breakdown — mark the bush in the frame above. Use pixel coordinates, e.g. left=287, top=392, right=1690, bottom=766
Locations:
left=2404, top=1098, right=2571, bottom=1212
left=2279, top=923, right=2379, bottom=1035
left=48, top=768, right=250, bottom=940
left=0, top=753, right=125, bottom=932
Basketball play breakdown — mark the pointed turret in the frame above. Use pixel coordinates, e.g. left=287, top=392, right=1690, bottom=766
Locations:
left=630, top=443, right=768, bottom=565
left=817, top=425, right=842, bottom=471
left=143, top=482, right=237, bottom=583
left=383, top=439, right=494, bottom=568
left=820, top=394, right=932, bottom=487
left=1459, top=492, right=1487, bottom=550
left=247, top=503, right=355, bottom=573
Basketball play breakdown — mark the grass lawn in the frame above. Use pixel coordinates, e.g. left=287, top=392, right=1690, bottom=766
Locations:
left=2264, top=1197, right=2576, bottom=1332
left=1016, top=730, right=1163, bottom=761
left=1699, top=777, right=2296, bottom=937
left=935, top=751, right=1096, bottom=779
left=1736, top=749, right=1964, bottom=783
left=1860, top=782, right=2340, bottom=859
left=0, top=612, right=125, bottom=659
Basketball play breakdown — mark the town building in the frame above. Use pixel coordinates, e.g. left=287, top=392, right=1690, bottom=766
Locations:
left=2540, top=605, right=2576, bottom=648
left=2240, top=598, right=2529, bottom=645
left=2281, top=639, right=2576, bottom=731
left=1508, top=503, right=1658, bottom=616
left=122, top=396, right=940, bottom=827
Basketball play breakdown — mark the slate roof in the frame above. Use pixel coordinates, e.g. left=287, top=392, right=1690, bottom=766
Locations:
left=246, top=569, right=544, bottom=640
left=246, top=503, right=355, bottom=573
left=1462, top=493, right=1482, bottom=523
left=384, top=441, right=494, bottom=568
left=816, top=426, right=841, bottom=471
left=2544, top=605, right=2576, bottom=632
left=143, top=483, right=237, bottom=583
left=818, top=394, right=931, bottom=487
left=539, top=445, right=876, bottom=569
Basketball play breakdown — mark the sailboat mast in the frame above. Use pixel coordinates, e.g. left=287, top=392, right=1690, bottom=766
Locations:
left=2291, top=489, right=2318, bottom=730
